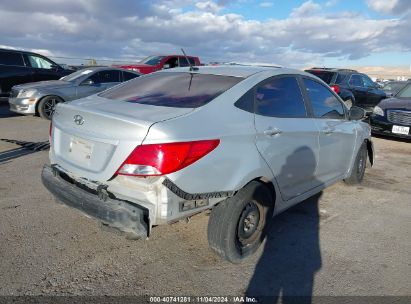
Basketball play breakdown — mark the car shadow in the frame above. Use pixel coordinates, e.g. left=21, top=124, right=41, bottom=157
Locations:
left=246, top=146, right=322, bottom=304
left=0, top=139, right=50, bottom=164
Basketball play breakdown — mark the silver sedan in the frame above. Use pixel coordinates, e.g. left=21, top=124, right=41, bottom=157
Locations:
left=8, top=67, right=141, bottom=119
left=42, top=66, right=374, bottom=263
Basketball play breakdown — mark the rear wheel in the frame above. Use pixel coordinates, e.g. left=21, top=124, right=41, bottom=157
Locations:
left=344, top=142, right=367, bottom=185
left=38, top=95, right=64, bottom=120
left=207, top=181, right=273, bottom=263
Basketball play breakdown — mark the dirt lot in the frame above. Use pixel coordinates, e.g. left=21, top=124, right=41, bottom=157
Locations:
left=0, top=104, right=410, bottom=301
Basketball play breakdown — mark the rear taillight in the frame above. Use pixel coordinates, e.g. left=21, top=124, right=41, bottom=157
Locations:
left=330, top=85, right=340, bottom=94
left=116, top=139, right=220, bottom=176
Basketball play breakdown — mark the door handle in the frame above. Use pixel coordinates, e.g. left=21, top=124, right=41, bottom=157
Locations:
left=323, top=127, right=334, bottom=135
left=264, top=128, right=282, bottom=136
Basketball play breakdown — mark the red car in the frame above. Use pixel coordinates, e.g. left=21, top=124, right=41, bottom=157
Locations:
left=115, top=55, right=201, bottom=74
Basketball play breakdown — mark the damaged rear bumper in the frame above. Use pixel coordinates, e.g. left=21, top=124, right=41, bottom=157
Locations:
left=41, top=164, right=149, bottom=239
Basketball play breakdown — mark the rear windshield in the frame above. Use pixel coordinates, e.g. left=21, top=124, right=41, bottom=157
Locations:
left=306, top=70, right=335, bottom=84
left=99, top=72, right=244, bottom=108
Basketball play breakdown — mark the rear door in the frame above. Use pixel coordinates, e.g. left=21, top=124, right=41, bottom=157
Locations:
left=301, top=78, right=356, bottom=182
left=253, top=75, right=321, bottom=201
left=348, top=74, right=368, bottom=106
left=0, top=50, right=32, bottom=95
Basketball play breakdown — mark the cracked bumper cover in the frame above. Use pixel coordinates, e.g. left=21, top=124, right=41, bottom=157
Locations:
left=41, top=165, right=149, bottom=239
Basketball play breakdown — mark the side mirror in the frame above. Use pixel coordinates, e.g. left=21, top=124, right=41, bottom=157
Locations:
left=349, top=106, right=366, bottom=120
left=163, top=63, right=170, bottom=69
left=81, top=79, right=94, bottom=86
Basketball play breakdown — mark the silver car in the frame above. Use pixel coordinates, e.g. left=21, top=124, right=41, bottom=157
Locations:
left=42, top=66, right=374, bottom=263
left=8, top=67, right=141, bottom=119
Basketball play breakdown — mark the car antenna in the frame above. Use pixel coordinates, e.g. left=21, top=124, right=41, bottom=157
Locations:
left=181, top=48, right=198, bottom=72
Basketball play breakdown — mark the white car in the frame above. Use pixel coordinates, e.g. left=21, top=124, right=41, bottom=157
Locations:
left=42, top=66, right=374, bottom=263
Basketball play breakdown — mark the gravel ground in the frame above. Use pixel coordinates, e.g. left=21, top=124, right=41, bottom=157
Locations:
left=0, top=105, right=410, bottom=301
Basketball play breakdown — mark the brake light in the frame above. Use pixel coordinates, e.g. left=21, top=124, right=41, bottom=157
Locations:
left=117, top=139, right=220, bottom=176
left=330, top=85, right=340, bottom=94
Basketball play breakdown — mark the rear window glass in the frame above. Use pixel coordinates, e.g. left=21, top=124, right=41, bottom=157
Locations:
left=99, top=72, right=243, bottom=108
left=0, top=51, right=25, bottom=66
left=306, top=70, right=335, bottom=84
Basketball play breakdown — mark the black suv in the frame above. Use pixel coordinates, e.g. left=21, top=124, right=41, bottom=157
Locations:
left=305, top=68, right=386, bottom=111
left=0, top=48, right=72, bottom=102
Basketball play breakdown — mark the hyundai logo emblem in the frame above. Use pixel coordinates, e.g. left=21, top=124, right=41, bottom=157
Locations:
left=73, top=114, right=84, bottom=125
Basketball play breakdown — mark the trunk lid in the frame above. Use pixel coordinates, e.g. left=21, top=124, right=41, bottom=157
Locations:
left=51, top=95, right=194, bottom=181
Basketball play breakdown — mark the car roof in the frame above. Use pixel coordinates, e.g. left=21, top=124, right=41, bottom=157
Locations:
left=306, top=67, right=358, bottom=73
left=159, top=65, right=305, bottom=78
left=0, top=47, right=49, bottom=57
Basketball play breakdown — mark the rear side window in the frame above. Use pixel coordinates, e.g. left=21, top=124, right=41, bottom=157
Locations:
left=303, top=78, right=345, bottom=119
left=335, top=73, right=347, bottom=84
left=255, top=77, right=307, bottom=118
left=0, top=51, right=25, bottom=66
left=123, top=71, right=139, bottom=81
left=349, top=75, right=363, bottom=87
left=99, top=72, right=243, bottom=108
left=99, top=70, right=120, bottom=83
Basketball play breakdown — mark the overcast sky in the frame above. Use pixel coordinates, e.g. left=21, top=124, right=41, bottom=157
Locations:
left=0, top=0, right=410, bottom=68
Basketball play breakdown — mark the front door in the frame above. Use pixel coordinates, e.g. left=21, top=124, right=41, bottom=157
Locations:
left=253, top=76, right=321, bottom=201
left=302, top=78, right=356, bottom=182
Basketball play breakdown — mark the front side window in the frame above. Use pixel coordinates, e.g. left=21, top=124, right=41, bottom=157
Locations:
left=164, top=57, right=178, bottom=68
left=0, top=51, right=25, bottom=66
left=255, top=77, right=307, bottom=118
left=349, top=74, right=363, bottom=87
left=303, top=78, right=345, bottom=119
left=27, top=55, right=54, bottom=69
left=99, top=72, right=243, bottom=108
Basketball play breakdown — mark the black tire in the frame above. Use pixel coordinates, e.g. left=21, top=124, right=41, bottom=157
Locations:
left=207, top=181, right=273, bottom=263
left=344, top=142, right=367, bottom=185
left=38, top=95, right=63, bottom=120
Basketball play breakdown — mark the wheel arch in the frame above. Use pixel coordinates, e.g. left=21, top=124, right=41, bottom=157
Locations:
left=35, top=94, right=65, bottom=116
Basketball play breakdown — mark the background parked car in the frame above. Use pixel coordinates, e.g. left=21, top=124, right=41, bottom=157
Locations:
left=381, top=80, right=410, bottom=97
left=0, top=48, right=72, bottom=102
left=115, top=55, right=201, bottom=74
left=9, top=67, right=141, bottom=119
left=370, top=82, right=411, bottom=139
left=305, top=67, right=386, bottom=112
